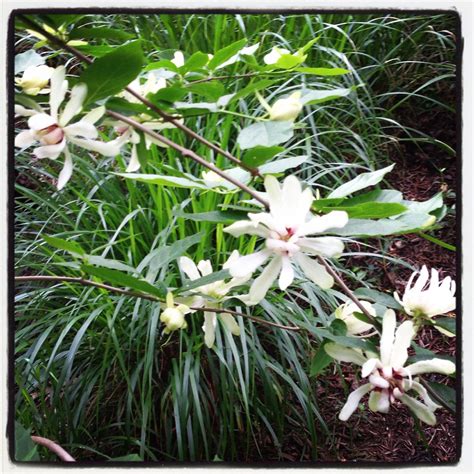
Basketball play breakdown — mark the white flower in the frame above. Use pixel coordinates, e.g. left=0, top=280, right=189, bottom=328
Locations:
left=325, top=309, right=455, bottom=425
left=179, top=251, right=251, bottom=348
left=335, top=300, right=376, bottom=335
left=263, top=46, right=291, bottom=65
left=171, top=51, right=185, bottom=68
left=160, top=292, right=190, bottom=334
left=223, top=175, right=348, bottom=304
left=14, top=66, right=124, bottom=189
left=122, top=73, right=167, bottom=104
left=216, top=43, right=260, bottom=69
left=269, top=91, right=303, bottom=121
left=15, top=64, right=54, bottom=95
left=394, top=266, right=456, bottom=336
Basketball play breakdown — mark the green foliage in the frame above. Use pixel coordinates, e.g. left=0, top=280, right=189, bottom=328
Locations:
left=15, top=422, right=40, bottom=462
left=237, top=121, right=294, bottom=149
left=80, top=40, right=145, bottom=103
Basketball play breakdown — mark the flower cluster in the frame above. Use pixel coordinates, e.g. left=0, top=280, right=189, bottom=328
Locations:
left=224, top=175, right=348, bottom=304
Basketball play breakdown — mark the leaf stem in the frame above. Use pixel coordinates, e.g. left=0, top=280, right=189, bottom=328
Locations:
left=15, top=275, right=298, bottom=331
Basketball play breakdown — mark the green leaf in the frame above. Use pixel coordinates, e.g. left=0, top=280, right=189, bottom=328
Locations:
left=69, top=27, right=134, bottom=41
left=15, top=422, right=40, bottom=462
left=300, top=87, right=353, bottom=106
left=330, top=318, right=347, bottom=336
left=434, top=317, right=456, bottom=336
left=109, top=454, right=143, bottom=461
left=80, top=40, right=145, bottom=104
left=328, top=164, right=395, bottom=198
left=81, top=264, right=166, bottom=299
left=310, top=342, right=333, bottom=377
left=115, top=173, right=207, bottom=189
left=144, top=60, right=179, bottom=73
left=326, top=212, right=435, bottom=237
left=180, top=269, right=230, bottom=293
left=237, top=121, right=294, bottom=149
left=15, top=49, right=45, bottom=75
left=186, top=82, right=226, bottom=102
left=342, top=189, right=403, bottom=206
left=175, top=209, right=248, bottom=223
left=86, top=255, right=136, bottom=273
left=259, top=155, right=308, bottom=174
left=312, top=198, right=345, bottom=210
left=242, top=146, right=284, bottom=167
left=43, top=235, right=85, bottom=256
left=208, top=39, right=247, bottom=70
left=181, top=51, right=210, bottom=73
left=148, top=85, right=188, bottom=104
left=230, top=79, right=278, bottom=103
left=353, top=288, right=402, bottom=310
left=105, top=97, right=149, bottom=116
left=352, top=311, right=377, bottom=326
left=272, top=53, right=306, bottom=70
left=295, top=66, right=350, bottom=76
left=320, top=202, right=407, bottom=219
left=75, top=44, right=115, bottom=58
left=409, top=342, right=455, bottom=364
left=402, top=192, right=444, bottom=215
left=425, top=381, right=456, bottom=412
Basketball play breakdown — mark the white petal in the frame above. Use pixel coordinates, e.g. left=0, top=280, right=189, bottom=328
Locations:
left=339, top=384, right=372, bottom=421
left=34, top=139, right=66, bottom=159
left=390, top=320, right=415, bottom=369
left=298, top=237, right=344, bottom=257
left=82, top=106, right=106, bottom=124
left=380, top=309, right=396, bottom=366
left=361, top=358, right=380, bottom=378
left=368, top=389, right=391, bottom=413
left=398, top=393, right=437, bottom=426
left=68, top=137, right=121, bottom=156
left=324, top=343, right=367, bottom=366
left=404, top=358, right=456, bottom=376
left=15, top=104, right=41, bottom=117
left=227, top=250, right=271, bottom=278
left=15, top=130, right=37, bottom=148
left=224, top=220, right=271, bottom=239
left=49, top=66, right=67, bottom=121
left=28, top=113, right=56, bottom=131
left=203, top=312, right=217, bottom=348
left=295, top=253, right=333, bottom=289
left=299, top=211, right=348, bottom=236
left=126, top=145, right=141, bottom=172
left=278, top=256, right=294, bottom=290
left=59, top=83, right=87, bottom=126
left=413, top=265, right=429, bottom=292
left=179, top=256, right=200, bottom=281
left=406, top=380, right=441, bottom=411
left=368, top=373, right=390, bottom=389
left=220, top=313, right=240, bottom=336
left=249, top=256, right=282, bottom=303
left=63, top=121, right=98, bottom=139
left=197, top=260, right=213, bottom=277
left=57, top=146, right=73, bottom=190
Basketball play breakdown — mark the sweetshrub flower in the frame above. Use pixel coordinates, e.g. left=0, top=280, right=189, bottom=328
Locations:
left=224, top=175, right=348, bottom=304
left=15, top=66, right=125, bottom=189
left=269, top=91, right=303, bottom=121
left=15, top=64, right=54, bottom=95
left=325, top=309, right=455, bottom=425
left=335, top=300, right=376, bottom=335
left=160, top=292, right=190, bottom=334
left=179, top=251, right=251, bottom=347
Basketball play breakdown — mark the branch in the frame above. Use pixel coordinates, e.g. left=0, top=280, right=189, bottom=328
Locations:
left=419, top=378, right=456, bottom=415
left=15, top=275, right=298, bottom=331
left=30, top=436, right=76, bottom=462
left=105, top=111, right=269, bottom=208
left=316, top=257, right=381, bottom=329
left=17, top=15, right=262, bottom=178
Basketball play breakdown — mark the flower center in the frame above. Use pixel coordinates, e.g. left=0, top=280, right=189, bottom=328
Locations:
left=38, top=124, right=64, bottom=145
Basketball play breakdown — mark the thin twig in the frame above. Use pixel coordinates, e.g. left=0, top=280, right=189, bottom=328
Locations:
left=316, top=256, right=380, bottom=328
left=30, top=436, right=76, bottom=462
left=106, top=110, right=269, bottom=208
left=419, top=378, right=456, bottom=415
left=18, top=15, right=262, bottom=178
left=15, top=275, right=298, bottom=331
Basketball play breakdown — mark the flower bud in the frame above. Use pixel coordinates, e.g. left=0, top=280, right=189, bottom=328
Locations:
left=269, top=92, right=303, bottom=121
left=263, top=47, right=291, bottom=65
left=334, top=300, right=375, bottom=335
left=16, top=65, right=54, bottom=95
left=160, top=307, right=187, bottom=333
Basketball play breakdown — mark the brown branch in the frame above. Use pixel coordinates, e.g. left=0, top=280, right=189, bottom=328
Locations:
left=18, top=15, right=262, bottom=178
left=105, top=111, right=269, bottom=208
left=316, top=256, right=380, bottom=328
left=15, top=275, right=298, bottom=331
left=30, top=436, right=76, bottom=462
